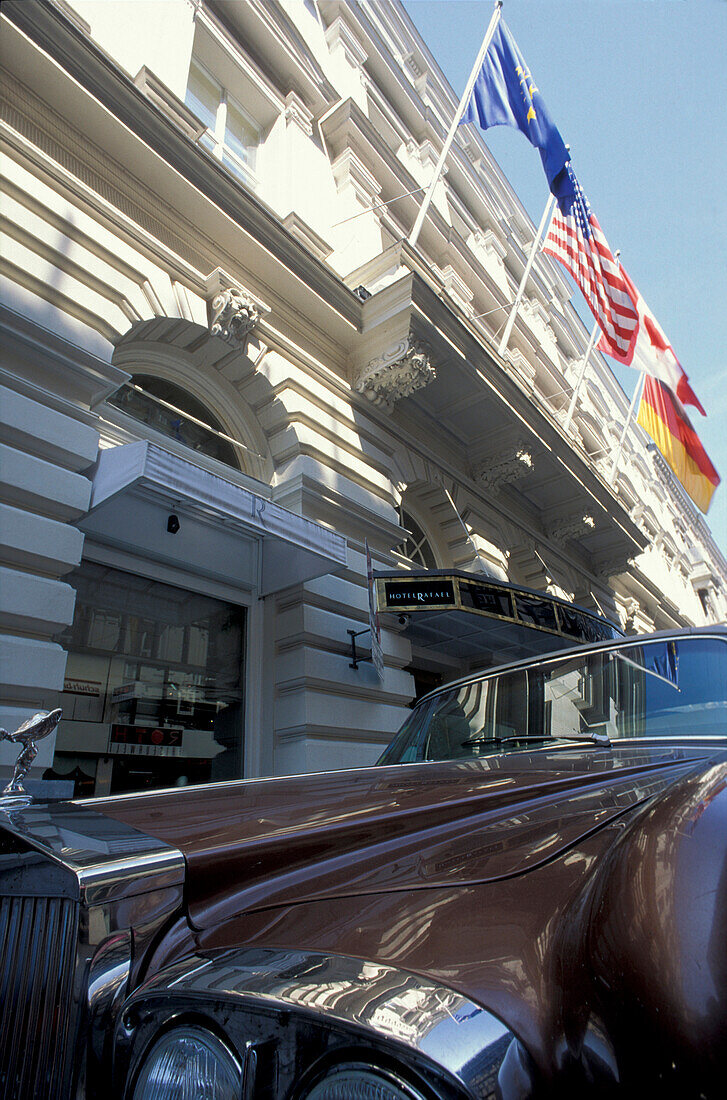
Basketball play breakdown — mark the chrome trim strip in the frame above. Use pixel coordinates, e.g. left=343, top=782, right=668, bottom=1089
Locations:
left=124, top=947, right=514, bottom=1093
left=0, top=802, right=184, bottom=906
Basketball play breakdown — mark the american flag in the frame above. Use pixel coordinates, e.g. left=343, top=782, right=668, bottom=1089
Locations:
left=543, top=166, right=638, bottom=358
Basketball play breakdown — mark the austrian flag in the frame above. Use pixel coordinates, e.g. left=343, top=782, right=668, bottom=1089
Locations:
left=543, top=166, right=638, bottom=357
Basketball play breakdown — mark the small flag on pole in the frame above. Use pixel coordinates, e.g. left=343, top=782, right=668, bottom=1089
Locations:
left=543, top=164, right=639, bottom=358
left=462, top=18, right=569, bottom=196
left=637, top=377, right=720, bottom=513
left=598, top=267, right=705, bottom=414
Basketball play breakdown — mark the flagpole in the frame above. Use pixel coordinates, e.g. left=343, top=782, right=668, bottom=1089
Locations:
left=408, top=0, right=502, bottom=249
left=608, top=369, right=646, bottom=485
left=563, top=249, right=621, bottom=432
left=497, top=191, right=556, bottom=355
left=563, top=318, right=601, bottom=432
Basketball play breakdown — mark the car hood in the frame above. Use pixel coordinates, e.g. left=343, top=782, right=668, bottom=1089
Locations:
left=91, top=744, right=718, bottom=931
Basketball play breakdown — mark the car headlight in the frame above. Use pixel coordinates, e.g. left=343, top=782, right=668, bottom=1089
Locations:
left=305, top=1063, right=428, bottom=1100
left=131, top=1025, right=241, bottom=1100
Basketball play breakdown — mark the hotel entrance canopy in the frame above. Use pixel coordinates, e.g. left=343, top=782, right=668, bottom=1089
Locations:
left=376, top=571, right=622, bottom=667
left=80, top=441, right=347, bottom=596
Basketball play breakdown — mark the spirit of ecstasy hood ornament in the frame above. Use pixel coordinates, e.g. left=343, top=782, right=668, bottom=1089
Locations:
left=1, top=709, right=63, bottom=802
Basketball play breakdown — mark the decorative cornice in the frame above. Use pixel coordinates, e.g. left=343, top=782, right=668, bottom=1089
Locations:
left=331, top=148, right=382, bottom=204
left=353, top=332, right=434, bottom=412
left=595, top=554, right=637, bottom=580
left=506, top=349, right=537, bottom=388
left=133, top=66, right=206, bottom=141
left=437, top=264, right=473, bottom=313
left=471, top=227, right=507, bottom=262
left=324, top=15, right=368, bottom=69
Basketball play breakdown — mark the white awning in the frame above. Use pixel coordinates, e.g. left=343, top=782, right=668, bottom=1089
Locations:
left=80, top=441, right=347, bottom=595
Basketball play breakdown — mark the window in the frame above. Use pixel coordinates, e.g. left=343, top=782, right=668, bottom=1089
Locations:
left=379, top=636, right=727, bottom=764
left=397, top=508, right=438, bottom=569
left=108, top=375, right=242, bottom=471
left=185, top=58, right=259, bottom=186
left=52, top=562, right=246, bottom=796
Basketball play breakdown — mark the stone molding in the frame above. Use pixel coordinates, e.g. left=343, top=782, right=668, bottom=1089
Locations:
left=437, top=264, right=474, bottom=313
left=133, top=67, right=206, bottom=141
left=354, top=333, right=434, bottom=412
left=331, top=148, right=382, bottom=206
left=283, top=91, right=314, bottom=137
left=506, top=349, right=537, bottom=388
left=595, top=554, right=637, bottom=581
left=325, top=15, right=368, bottom=69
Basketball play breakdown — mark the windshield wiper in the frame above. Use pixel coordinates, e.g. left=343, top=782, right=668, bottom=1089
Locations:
left=461, top=731, right=611, bottom=749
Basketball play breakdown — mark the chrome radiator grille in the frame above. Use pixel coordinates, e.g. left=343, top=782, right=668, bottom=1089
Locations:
left=0, top=894, right=80, bottom=1099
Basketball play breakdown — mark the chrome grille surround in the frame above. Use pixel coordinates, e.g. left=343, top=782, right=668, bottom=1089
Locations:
left=0, top=893, right=80, bottom=1098
left=0, top=802, right=185, bottom=1098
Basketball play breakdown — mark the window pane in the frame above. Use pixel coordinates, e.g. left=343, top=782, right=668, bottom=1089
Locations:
left=107, top=375, right=241, bottom=471
left=53, top=563, right=246, bottom=796
left=225, top=100, right=257, bottom=162
left=380, top=636, right=727, bottom=764
left=185, top=60, right=219, bottom=133
left=615, top=638, right=727, bottom=738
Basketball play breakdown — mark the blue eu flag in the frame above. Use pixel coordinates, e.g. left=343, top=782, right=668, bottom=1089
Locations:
left=462, top=20, right=569, bottom=196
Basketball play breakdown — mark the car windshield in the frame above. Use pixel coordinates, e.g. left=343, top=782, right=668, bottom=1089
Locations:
left=379, top=635, right=727, bottom=765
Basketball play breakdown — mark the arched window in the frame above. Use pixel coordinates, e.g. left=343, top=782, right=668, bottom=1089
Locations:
left=397, top=507, right=438, bottom=569
left=108, top=375, right=242, bottom=470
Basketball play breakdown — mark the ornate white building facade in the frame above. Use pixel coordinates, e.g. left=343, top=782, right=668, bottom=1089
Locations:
left=1, top=0, right=724, bottom=794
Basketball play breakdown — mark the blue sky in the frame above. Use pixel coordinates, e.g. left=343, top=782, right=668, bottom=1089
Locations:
left=402, top=0, right=727, bottom=557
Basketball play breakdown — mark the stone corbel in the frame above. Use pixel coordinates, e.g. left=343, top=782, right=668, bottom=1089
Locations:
left=475, top=443, right=534, bottom=493
left=206, top=270, right=270, bottom=353
left=284, top=91, right=313, bottom=137
left=547, top=513, right=596, bottom=545
left=595, top=554, right=636, bottom=581
left=506, top=349, right=537, bottom=388
left=354, top=333, right=435, bottom=412
left=437, top=264, right=474, bottom=314
left=325, top=15, right=368, bottom=70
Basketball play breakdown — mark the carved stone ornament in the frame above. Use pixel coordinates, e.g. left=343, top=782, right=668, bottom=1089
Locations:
left=547, top=513, right=596, bottom=545
left=475, top=445, right=533, bottom=492
left=209, top=288, right=262, bottom=350
left=1, top=709, right=62, bottom=802
left=354, top=335, right=435, bottom=412
left=595, top=554, right=637, bottom=581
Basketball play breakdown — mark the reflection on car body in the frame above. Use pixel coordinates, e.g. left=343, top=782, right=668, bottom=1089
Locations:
left=1, top=627, right=726, bottom=1098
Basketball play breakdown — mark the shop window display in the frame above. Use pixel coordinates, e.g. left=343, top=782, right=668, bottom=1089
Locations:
left=51, top=562, right=245, bottom=796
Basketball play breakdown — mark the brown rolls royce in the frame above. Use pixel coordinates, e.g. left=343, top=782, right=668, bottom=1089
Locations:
left=2, top=627, right=726, bottom=1099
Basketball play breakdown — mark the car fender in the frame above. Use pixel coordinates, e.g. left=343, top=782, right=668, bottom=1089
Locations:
left=563, top=760, right=727, bottom=1094
left=113, top=946, right=522, bottom=1099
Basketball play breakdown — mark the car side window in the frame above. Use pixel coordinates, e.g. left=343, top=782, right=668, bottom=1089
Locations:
left=380, top=635, right=727, bottom=765
left=614, top=637, right=727, bottom=738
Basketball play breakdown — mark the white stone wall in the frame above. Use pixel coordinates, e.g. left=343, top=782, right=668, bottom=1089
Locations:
left=0, top=384, right=98, bottom=769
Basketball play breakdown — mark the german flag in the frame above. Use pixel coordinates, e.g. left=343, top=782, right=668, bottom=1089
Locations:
left=637, top=376, right=720, bottom=513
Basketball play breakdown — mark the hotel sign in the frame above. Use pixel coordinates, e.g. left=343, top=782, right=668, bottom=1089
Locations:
left=383, top=580, right=455, bottom=607
left=376, top=573, right=621, bottom=645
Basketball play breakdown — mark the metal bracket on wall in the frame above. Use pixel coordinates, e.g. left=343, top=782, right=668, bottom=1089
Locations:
left=347, top=628, right=372, bottom=670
